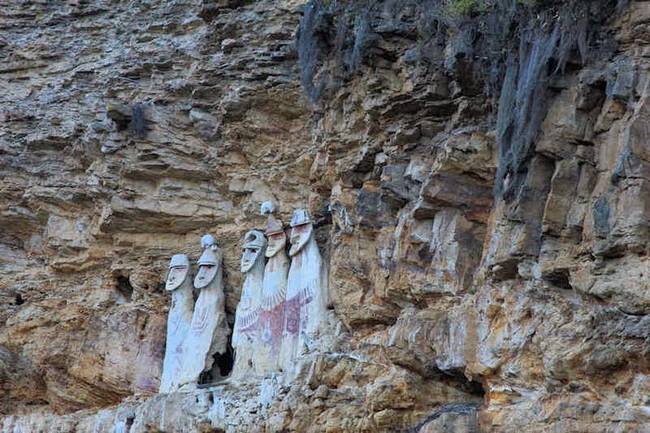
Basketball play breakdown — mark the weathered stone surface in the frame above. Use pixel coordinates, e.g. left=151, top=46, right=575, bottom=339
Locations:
left=1, top=0, right=650, bottom=431
left=0, top=351, right=482, bottom=433
left=0, top=0, right=311, bottom=415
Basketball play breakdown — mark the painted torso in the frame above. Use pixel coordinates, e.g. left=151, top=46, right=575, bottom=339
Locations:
left=280, top=238, right=327, bottom=372
left=231, top=259, right=265, bottom=378
left=256, top=252, right=289, bottom=374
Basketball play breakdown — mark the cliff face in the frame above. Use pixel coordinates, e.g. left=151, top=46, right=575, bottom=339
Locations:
left=1, top=0, right=649, bottom=432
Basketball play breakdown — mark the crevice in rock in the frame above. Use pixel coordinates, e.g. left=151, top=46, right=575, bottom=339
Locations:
left=405, top=402, right=482, bottom=433
left=129, top=104, right=147, bottom=138
left=543, top=268, right=572, bottom=290
left=489, top=258, right=520, bottom=281
left=125, top=416, right=134, bottom=433
left=214, top=344, right=235, bottom=378
left=439, top=370, right=486, bottom=398
left=14, top=293, right=24, bottom=305
left=402, top=363, right=487, bottom=400
left=115, top=275, right=134, bottom=302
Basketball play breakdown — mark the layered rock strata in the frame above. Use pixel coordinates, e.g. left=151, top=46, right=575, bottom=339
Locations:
left=1, top=0, right=649, bottom=432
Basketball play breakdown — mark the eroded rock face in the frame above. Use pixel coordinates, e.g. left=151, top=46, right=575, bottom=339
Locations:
left=0, top=0, right=311, bottom=415
left=1, top=0, right=649, bottom=432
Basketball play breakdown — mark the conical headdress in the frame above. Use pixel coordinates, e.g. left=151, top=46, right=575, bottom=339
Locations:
left=261, top=201, right=284, bottom=235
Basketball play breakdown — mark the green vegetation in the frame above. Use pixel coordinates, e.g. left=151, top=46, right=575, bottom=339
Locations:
left=447, top=0, right=486, bottom=15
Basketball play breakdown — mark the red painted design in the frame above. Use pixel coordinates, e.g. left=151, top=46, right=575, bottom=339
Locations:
left=260, top=302, right=284, bottom=344
left=284, top=296, right=300, bottom=335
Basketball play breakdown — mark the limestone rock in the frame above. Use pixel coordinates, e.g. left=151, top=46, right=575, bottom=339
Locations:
left=1, top=0, right=650, bottom=432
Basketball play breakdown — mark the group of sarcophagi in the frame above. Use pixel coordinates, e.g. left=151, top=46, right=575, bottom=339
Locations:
left=159, top=202, right=328, bottom=393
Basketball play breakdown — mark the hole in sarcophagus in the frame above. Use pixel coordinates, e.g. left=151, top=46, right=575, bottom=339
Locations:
left=198, top=345, right=234, bottom=386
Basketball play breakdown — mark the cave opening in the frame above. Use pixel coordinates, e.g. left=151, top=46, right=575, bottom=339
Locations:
left=464, top=377, right=486, bottom=398
left=435, top=367, right=486, bottom=399
left=115, top=275, right=134, bottom=302
left=544, top=268, right=573, bottom=290
left=14, top=293, right=24, bottom=305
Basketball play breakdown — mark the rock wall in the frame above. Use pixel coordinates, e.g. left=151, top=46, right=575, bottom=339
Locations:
left=1, top=0, right=649, bottom=432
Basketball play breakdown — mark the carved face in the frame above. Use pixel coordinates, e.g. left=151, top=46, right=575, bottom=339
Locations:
left=240, top=246, right=263, bottom=273
left=194, top=264, right=218, bottom=289
left=165, top=265, right=189, bottom=291
left=266, top=231, right=287, bottom=258
left=289, top=223, right=313, bottom=257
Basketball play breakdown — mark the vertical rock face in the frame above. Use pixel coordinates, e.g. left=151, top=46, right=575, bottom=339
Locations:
left=0, top=0, right=649, bottom=432
left=0, top=0, right=311, bottom=416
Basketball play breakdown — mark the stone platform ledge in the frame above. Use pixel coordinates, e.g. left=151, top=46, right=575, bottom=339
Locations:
left=1, top=377, right=287, bottom=433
